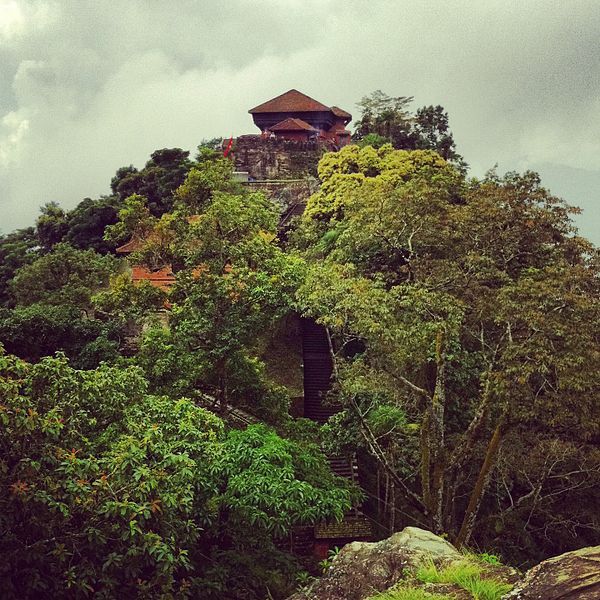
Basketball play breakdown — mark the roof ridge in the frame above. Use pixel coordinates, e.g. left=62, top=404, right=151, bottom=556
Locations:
left=249, top=89, right=331, bottom=114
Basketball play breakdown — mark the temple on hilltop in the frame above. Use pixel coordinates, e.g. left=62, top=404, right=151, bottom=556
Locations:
left=248, top=89, right=352, bottom=146
left=233, top=89, right=353, bottom=181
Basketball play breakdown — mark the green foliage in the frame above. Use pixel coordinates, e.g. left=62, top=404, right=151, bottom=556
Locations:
left=357, top=133, right=392, bottom=149
left=64, top=195, right=123, bottom=253
left=111, top=163, right=306, bottom=415
left=318, top=545, right=341, bottom=572
left=174, top=157, right=244, bottom=214
left=0, top=351, right=352, bottom=599
left=303, top=144, right=460, bottom=227
left=36, top=201, right=69, bottom=251
left=1, top=109, right=598, bottom=597
left=368, top=587, right=450, bottom=600
left=416, top=560, right=512, bottom=600
left=0, top=304, right=120, bottom=368
left=296, top=148, right=600, bottom=559
left=111, top=148, right=193, bottom=216
left=93, top=272, right=167, bottom=322
left=0, top=227, right=39, bottom=307
left=103, top=193, right=157, bottom=247
left=352, top=91, right=464, bottom=165
left=9, top=243, right=117, bottom=309
left=353, top=91, right=415, bottom=149
left=461, top=551, right=502, bottom=567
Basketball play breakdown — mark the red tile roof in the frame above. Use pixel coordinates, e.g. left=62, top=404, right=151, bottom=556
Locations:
left=116, top=237, right=143, bottom=254
left=131, top=265, right=175, bottom=291
left=330, top=105, right=352, bottom=119
left=270, top=117, right=317, bottom=132
left=249, top=89, right=331, bottom=114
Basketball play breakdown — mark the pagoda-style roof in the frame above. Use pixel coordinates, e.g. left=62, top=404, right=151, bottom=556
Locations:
left=330, top=105, right=352, bottom=119
left=249, top=89, right=331, bottom=114
left=270, top=117, right=317, bottom=132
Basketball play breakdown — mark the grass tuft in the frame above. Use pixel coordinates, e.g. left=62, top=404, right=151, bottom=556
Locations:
left=416, top=558, right=512, bottom=600
left=368, top=586, right=450, bottom=600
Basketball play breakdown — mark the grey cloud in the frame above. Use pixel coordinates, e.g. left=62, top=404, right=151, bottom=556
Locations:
left=1, top=0, right=598, bottom=242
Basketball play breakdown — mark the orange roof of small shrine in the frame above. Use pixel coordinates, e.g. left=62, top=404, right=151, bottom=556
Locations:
left=270, top=117, right=317, bottom=132
left=131, top=265, right=175, bottom=291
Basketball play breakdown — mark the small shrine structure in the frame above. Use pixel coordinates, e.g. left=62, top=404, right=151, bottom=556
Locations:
left=115, top=237, right=175, bottom=290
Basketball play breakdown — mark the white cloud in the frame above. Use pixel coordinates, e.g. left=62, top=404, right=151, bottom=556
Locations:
left=0, top=0, right=25, bottom=38
left=0, top=109, right=29, bottom=166
left=0, top=0, right=53, bottom=40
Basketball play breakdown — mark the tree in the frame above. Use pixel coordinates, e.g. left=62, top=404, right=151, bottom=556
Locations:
left=353, top=90, right=415, bottom=149
left=414, top=105, right=463, bottom=163
left=294, top=150, right=600, bottom=559
left=9, top=243, right=117, bottom=310
left=352, top=91, right=464, bottom=166
left=106, top=156, right=305, bottom=418
left=64, top=196, right=123, bottom=254
left=0, top=227, right=39, bottom=307
left=0, top=350, right=352, bottom=599
left=36, top=201, right=69, bottom=251
left=111, top=148, right=193, bottom=216
left=0, top=303, right=120, bottom=368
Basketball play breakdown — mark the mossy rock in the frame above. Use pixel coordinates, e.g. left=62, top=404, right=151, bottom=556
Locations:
left=503, top=546, right=600, bottom=599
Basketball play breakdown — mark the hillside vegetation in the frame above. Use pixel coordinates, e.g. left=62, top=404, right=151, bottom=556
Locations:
left=0, top=111, right=598, bottom=599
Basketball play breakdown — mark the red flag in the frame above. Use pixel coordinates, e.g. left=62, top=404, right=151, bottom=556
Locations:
left=223, top=136, right=234, bottom=157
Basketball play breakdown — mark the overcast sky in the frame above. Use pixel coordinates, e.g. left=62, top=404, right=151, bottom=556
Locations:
left=1, top=0, right=599, bottom=243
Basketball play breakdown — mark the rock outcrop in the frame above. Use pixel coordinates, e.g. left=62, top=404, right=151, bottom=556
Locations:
left=503, top=545, right=600, bottom=600
left=288, top=527, right=461, bottom=600
left=288, top=527, right=599, bottom=600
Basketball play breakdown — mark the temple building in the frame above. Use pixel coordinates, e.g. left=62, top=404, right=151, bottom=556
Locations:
left=249, top=89, right=352, bottom=147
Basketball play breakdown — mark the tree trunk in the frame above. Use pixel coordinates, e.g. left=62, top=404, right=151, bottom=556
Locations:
left=421, top=328, right=447, bottom=533
left=217, top=359, right=228, bottom=416
left=444, top=376, right=492, bottom=530
left=455, top=420, right=505, bottom=548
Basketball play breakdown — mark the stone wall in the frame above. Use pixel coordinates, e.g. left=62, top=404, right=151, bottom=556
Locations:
left=234, top=134, right=328, bottom=180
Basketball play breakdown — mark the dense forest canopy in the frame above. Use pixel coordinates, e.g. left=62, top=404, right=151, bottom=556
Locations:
left=0, top=95, right=598, bottom=599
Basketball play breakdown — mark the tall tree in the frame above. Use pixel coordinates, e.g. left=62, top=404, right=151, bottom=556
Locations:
left=294, top=146, right=599, bottom=557
left=353, top=90, right=416, bottom=149
left=107, top=158, right=303, bottom=417
left=111, top=148, right=193, bottom=216
left=0, top=227, right=39, bottom=307
left=353, top=91, right=464, bottom=167
left=36, top=201, right=69, bottom=251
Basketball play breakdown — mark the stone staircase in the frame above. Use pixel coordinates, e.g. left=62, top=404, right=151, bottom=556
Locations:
left=300, top=317, right=373, bottom=552
left=195, top=317, right=373, bottom=555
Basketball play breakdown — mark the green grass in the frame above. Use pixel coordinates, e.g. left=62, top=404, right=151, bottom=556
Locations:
left=416, top=559, right=512, bottom=600
left=462, top=577, right=512, bottom=600
left=368, top=587, right=451, bottom=600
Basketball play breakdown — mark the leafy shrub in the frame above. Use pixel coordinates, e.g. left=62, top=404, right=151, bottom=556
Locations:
left=0, top=351, right=352, bottom=599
